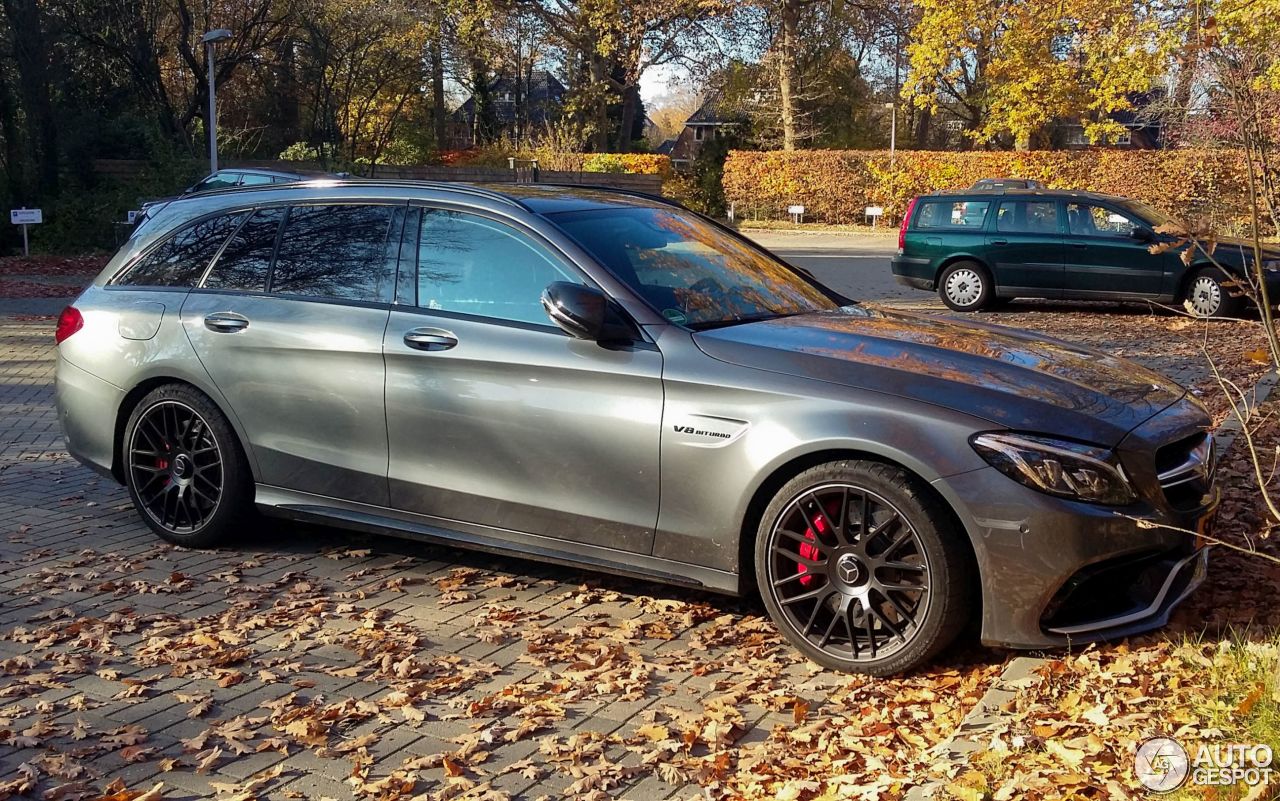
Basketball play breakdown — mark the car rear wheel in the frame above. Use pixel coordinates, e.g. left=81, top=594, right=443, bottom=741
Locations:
left=1185, top=267, right=1243, bottom=318
left=755, top=460, right=973, bottom=675
left=938, top=261, right=994, bottom=312
left=123, top=385, right=252, bottom=548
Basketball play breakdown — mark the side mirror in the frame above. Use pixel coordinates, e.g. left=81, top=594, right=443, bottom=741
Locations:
left=540, top=282, right=635, bottom=344
left=1131, top=226, right=1154, bottom=243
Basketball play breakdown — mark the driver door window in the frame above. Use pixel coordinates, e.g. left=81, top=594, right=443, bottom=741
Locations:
left=415, top=209, right=579, bottom=326
left=1067, top=203, right=1139, bottom=238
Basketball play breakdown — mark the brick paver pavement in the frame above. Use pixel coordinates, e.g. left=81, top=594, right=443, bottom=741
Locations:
left=0, top=316, right=1232, bottom=800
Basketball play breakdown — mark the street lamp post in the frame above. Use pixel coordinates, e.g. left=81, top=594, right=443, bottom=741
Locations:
left=886, top=102, right=897, bottom=166
left=201, top=29, right=233, bottom=174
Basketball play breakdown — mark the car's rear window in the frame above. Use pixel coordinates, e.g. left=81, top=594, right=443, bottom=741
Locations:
left=915, top=200, right=991, bottom=230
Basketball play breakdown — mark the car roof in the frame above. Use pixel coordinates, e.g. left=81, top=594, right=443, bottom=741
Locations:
left=926, top=188, right=1130, bottom=203
left=167, top=179, right=679, bottom=215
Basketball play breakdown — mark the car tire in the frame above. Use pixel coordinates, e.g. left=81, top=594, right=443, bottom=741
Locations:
left=1185, top=266, right=1243, bottom=319
left=938, top=261, right=994, bottom=312
left=755, top=460, right=974, bottom=676
left=122, top=384, right=253, bottom=548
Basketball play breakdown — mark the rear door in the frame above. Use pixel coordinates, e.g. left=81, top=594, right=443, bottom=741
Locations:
left=908, top=197, right=993, bottom=277
left=181, top=202, right=402, bottom=505
left=1062, top=201, right=1169, bottom=297
left=986, top=199, right=1065, bottom=297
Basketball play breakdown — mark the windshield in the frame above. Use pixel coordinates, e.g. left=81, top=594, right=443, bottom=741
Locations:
left=548, top=206, right=840, bottom=329
left=1118, top=199, right=1175, bottom=227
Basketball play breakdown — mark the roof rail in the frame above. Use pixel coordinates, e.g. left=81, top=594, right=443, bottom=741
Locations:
left=184, top=177, right=534, bottom=212
left=533, top=182, right=687, bottom=210
left=318, top=178, right=534, bottom=211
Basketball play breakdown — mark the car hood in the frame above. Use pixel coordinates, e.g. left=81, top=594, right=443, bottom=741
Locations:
left=692, top=306, right=1188, bottom=447
left=1191, top=236, right=1280, bottom=263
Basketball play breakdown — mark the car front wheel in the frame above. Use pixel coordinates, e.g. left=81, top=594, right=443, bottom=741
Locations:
left=755, top=460, right=974, bottom=675
left=1185, top=267, right=1243, bottom=318
left=938, top=261, right=994, bottom=312
left=123, top=384, right=252, bottom=548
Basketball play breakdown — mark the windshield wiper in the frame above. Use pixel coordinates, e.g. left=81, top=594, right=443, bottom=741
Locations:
left=687, top=311, right=805, bottom=331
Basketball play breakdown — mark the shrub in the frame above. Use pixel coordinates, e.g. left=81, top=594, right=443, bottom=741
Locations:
left=723, top=149, right=1258, bottom=233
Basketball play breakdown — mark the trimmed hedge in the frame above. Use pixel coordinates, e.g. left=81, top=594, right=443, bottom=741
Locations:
left=723, top=149, right=1258, bottom=233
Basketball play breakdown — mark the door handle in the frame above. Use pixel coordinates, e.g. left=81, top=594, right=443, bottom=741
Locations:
left=990, top=239, right=1008, bottom=246
left=1070, top=242, right=1088, bottom=249
left=403, top=328, right=458, bottom=352
left=204, top=312, right=249, bottom=333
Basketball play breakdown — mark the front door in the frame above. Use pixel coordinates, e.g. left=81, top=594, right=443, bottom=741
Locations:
left=1062, top=202, right=1169, bottom=297
left=383, top=207, right=664, bottom=553
left=181, top=203, right=401, bottom=506
left=986, top=199, right=1065, bottom=297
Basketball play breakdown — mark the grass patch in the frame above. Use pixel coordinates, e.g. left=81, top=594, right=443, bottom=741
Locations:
left=1164, top=633, right=1280, bottom=800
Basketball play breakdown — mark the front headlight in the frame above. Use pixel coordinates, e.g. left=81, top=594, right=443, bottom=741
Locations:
left=971, top=433, right=1137, bottom=505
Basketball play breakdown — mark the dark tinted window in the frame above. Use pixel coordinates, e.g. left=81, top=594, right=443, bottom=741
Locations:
left=915, top=200, right=990, bottom=229
left=238, top=173, right=274, bottom=187
left=272, top=205, right=396, bottom=302
left=203, top=207, right=284, bottom=292
left=195, top=172, right=239, bottom=192
left=996, top=201, right=1060, bottom=233
left=416, top=210, right=579, bottom=324
left=114, top=212, right=246, bottom=287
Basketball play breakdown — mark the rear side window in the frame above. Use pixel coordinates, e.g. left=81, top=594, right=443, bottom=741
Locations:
left=915, top=200, right=991, bottom=229
left=114, top=212, right=246, bottom=287
left=271, top=205, right=397, bottom=303
left=995, top=201, right=1060, bottom=234
left=203, top=207, right=285, bottom=292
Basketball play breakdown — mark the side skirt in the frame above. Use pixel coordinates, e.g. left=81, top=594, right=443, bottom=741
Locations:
left=254, top=484, right=741, bottom=595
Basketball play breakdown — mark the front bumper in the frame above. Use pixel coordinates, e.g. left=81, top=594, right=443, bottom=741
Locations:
left=936, top=464, right=1215, bottom=650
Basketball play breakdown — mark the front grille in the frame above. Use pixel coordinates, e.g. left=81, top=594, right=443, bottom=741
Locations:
left=1156, top=432, right=1215, bottom=510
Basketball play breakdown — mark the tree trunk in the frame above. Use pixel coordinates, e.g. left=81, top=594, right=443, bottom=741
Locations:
left=588, top=57, right=610, bottom=152
left=913, top=107, right=932, bottom=148
left=617, top=84, right=640, bottom=153
left=4, top=0, right=58, bottom=197
left=777, top=0, right=799, bottom=151
left=430, top=37, right=447, bottom=149
left=0, top=65, right=25, bottom=204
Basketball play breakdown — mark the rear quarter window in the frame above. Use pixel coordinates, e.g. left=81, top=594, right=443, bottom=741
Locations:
left=202, top=207, right=285, bottom=292
left=915, top=200, right=991, bottom=230
left=112, top=212, right=247, bottom=287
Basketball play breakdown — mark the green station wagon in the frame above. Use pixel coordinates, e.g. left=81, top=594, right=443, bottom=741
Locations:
left=892, top=189, right=1280, bottom=317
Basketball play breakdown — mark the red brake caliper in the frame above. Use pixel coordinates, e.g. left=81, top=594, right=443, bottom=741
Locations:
left=797, top=514, right=825, bottom=586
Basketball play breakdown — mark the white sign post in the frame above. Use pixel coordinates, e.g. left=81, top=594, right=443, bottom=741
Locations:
left=788, top=204, right=805, bottom=224
left=10, top=208, right=42, bottom=257
left=865, top=206, right=884, bottom=228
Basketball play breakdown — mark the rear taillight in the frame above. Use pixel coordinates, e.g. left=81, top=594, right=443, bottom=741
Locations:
left=55, top=306, right=83, bottom=344
left=898, top=197, right=919, bottom=251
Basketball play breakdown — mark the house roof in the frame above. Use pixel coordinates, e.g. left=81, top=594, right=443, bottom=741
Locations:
left=684, top=91, right=745, bottom=126
left=453, top=70, right=567, bottom=126
left=655, top=138, right=676, bottom=155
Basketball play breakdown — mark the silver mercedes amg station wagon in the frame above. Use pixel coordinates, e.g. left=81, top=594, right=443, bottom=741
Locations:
left=55, top=181, right=1218, bottom=675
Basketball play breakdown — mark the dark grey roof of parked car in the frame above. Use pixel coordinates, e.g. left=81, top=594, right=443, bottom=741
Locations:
left=172, top=179, right=678, bottom=214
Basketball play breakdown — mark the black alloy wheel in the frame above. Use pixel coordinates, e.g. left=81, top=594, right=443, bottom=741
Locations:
left=756, top=461, right=973, bottom=675
left=124, top=385, right=251, bottom=547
